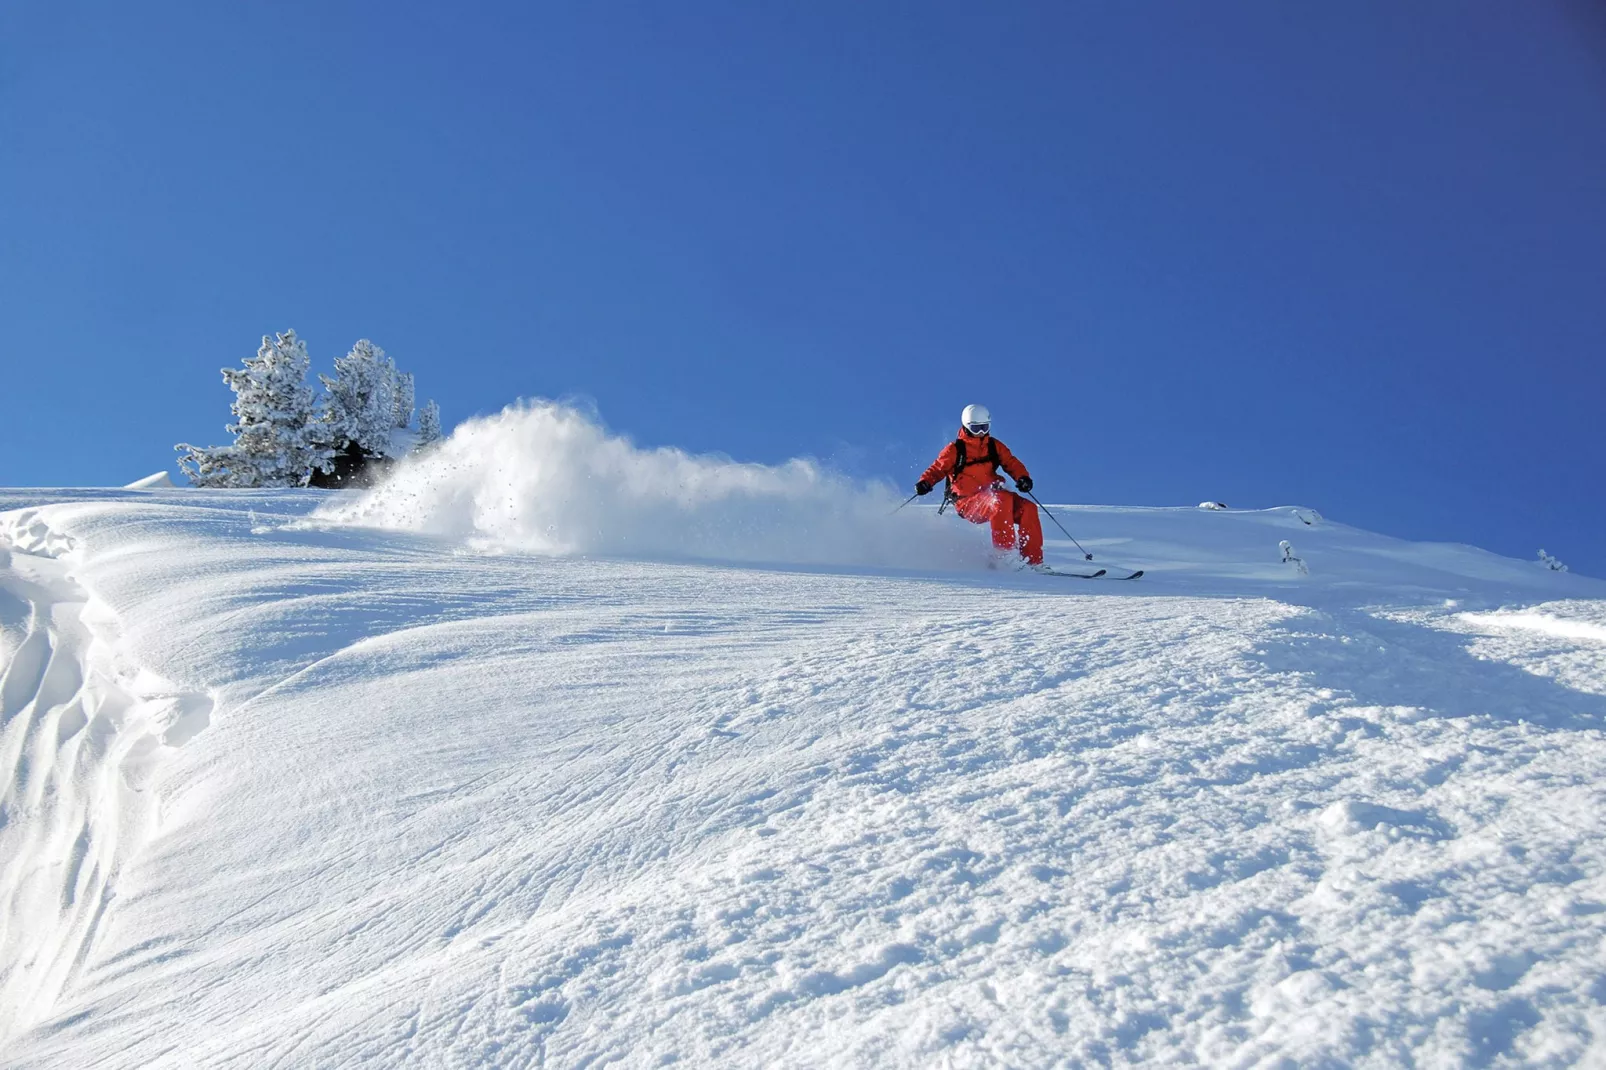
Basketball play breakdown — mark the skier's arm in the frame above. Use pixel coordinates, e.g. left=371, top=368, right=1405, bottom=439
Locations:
left=917, top=443, right=958, bottom=492
left=995, top=440, right=1032, bottom=488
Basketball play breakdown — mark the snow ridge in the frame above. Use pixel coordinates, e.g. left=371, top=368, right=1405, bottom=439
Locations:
left=0, top=511, right=212, bottom=1037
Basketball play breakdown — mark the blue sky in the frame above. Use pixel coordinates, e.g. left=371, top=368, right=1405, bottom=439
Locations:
left=4, top=1, right=1604, bottom=573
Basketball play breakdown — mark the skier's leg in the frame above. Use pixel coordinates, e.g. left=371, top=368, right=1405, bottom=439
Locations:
left=953, top=493, right=992, bottom=528
left=955, top=491, right=1013, bottom=551
left=985, top=494, right=1016, bottom=552
left=1014, top=494, right=1044, bottom=564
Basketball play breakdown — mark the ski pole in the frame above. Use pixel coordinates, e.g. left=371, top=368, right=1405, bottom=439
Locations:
left=891, top=492, right=920, bottom=515
left=1026, top=490, right=1094, bottom=560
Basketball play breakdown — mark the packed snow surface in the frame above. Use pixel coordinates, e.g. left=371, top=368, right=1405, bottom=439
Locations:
left=2, top=420, right=1605, bottom=1067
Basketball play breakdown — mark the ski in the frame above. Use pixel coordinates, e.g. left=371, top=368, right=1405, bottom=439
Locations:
left=1038, top=566, right=1145, bottom=580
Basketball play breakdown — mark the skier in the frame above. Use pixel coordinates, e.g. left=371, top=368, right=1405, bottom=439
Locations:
left=915, top=403, right=1045, bottom=567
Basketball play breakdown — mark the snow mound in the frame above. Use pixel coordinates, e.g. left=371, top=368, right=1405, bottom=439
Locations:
left=122, top=471, right=175, bottom=489
left=1460, top=611, right=1606, bottom=645
left=315, top=401, right=978, bottom=569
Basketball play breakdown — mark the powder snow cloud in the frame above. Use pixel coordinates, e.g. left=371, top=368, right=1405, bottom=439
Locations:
left=314, top=401, right=980, bottom=569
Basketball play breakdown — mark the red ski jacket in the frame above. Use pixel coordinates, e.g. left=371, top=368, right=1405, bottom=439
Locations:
left=920, top=428, right=1030, bottom=500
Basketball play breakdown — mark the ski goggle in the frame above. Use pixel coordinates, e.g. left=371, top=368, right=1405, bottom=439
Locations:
left=964, top=421, right=990, bottom=436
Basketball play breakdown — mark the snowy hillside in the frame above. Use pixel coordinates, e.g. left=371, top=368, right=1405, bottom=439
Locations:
left=3, top=408, right=1605, bottom=1067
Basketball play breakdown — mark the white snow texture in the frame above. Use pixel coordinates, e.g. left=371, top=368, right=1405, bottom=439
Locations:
left=2, top=413, right=1605, bottom=1068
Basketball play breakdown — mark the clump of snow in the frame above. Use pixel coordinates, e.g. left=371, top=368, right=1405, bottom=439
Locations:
left=1199, top=500, right=1228, bottom=510
left=316, top=401, right=979, bottom=569
left=122, top=472, right=175, bottom=489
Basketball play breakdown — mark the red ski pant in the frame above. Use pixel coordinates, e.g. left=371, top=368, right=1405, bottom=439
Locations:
left=955, top=488, right=1044, bottom=564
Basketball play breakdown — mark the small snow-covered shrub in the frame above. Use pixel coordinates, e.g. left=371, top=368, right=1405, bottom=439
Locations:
left=1199, top=501, right=1228, bottom=511
left=1538, top=549, right=1569, bottom=572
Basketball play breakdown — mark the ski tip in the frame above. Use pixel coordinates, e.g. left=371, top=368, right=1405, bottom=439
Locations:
left=1091, top=568, right=1107, bottom=577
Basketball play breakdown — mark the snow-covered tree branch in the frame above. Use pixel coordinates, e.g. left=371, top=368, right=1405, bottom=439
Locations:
left=416, top=399, right=442, bottom=449
left=393, top=371, right=415, bottom=430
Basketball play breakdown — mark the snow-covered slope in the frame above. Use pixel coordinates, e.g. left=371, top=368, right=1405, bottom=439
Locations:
left=2, top=417, right=1604, bottom=1067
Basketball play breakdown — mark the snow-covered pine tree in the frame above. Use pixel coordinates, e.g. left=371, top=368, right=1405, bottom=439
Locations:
left=415, top=399, right=442, bottom=449
left=393, top=370, right=415, bottom=429
left=176, top=330, right=328, bottom=487
left=1538, top=549, right=1569, bottom=572
left=319, top=340, right=398, bottom=457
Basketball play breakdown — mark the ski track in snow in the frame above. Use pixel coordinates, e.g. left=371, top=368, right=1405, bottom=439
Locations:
left=0, top=490, right=1604, bottom=1067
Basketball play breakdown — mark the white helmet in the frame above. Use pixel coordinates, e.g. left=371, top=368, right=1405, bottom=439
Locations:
left=960, top=403, right=991, bottom=436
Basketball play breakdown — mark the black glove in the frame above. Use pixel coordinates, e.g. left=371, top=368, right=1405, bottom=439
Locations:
left=915, top=480, right=933, bottom=496
left=1016, top=475, right=1033, bottom=494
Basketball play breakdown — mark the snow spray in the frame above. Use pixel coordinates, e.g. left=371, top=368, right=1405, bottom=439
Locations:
left=314, top=401, right=981, bottom=570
